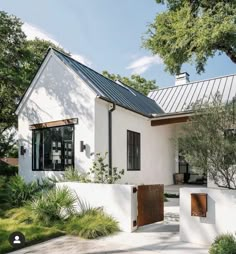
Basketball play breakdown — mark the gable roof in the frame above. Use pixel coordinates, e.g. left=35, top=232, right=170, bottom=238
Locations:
left=52, top=49, right=163, bottom=117
left=148, top=73, right=236, bottom=114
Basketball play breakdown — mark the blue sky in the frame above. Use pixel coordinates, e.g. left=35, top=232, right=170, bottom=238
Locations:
left=1, top=0, right=235, bottom=88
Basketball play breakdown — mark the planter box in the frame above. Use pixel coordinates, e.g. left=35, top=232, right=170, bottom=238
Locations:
left=173, top=173, right=184, bottom=185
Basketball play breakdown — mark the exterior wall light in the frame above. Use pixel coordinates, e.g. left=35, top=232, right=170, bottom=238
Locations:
left=80, top=141, right=86, bottom=152
left=20, top=146, right=26, bottom=155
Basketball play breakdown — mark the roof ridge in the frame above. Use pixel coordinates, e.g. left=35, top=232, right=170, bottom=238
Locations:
left=150, top=73, right=236, bottom=92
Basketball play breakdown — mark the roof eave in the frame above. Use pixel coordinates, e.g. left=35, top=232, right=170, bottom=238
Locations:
left=97, top=96, right=152, bottom=118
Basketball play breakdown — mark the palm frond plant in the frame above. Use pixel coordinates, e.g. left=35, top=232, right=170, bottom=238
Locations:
left=30, top=186, right=77, bottom=226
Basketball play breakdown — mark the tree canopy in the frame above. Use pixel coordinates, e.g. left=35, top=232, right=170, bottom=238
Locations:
left=144, top=0, right=236, bottom=74
left=178, top=94, right=236, bottom=189
left=102, top=71, right=157, bottom=96
left=0, top=11, right=66, bottom=157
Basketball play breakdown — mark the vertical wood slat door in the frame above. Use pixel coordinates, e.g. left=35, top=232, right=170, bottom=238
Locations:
left=137, top=185, right=164, bottom=227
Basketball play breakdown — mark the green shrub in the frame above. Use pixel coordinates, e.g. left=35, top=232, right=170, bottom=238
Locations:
left=3, top=176, right=54, bottom=207
left=64, top=210, right=119, bottom=239
left=88, top=153, right=124, bottom=184
left=209, top=234, right=236, bottom=254
left=64, top=166, right=90, bottom=182
left=30, top=187, right=77, bottom=226
left=0, top=164, right=18, bottom=176
left=5, top=176, right=39, bottom=207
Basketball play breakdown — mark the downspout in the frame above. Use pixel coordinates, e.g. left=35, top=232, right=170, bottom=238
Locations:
left=108, top=102, right=116, bottom=175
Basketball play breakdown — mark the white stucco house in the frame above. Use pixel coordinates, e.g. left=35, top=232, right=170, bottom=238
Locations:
left=16, top=48, right=236, bottom=185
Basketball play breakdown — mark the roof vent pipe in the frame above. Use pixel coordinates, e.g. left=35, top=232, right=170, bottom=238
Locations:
left=175, top=72, right=190, bottom=86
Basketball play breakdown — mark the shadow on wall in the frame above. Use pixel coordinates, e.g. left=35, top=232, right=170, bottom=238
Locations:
left=20, top=57, right=94, bottom=126
left=200, top=196, right=215, bottom=225
left=18, top=57, right=95, bottom=178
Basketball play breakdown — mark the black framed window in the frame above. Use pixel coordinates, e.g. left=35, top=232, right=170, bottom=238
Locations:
left=32, top=125, right=74, bottom=171
left=127, top=130, right=140, bottom=170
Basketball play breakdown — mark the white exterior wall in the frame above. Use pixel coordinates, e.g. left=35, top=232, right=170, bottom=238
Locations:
left=18, top=53, right=96, bottom=182
left=180, top=187, right=236, bottom=245
left=95, top=99, right=176, bottom=185
left=56, top=182, right=137, bottom=232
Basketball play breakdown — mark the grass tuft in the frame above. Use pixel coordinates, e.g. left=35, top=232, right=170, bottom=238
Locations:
left=0, top=207, right=63, bottom=254
left=63, top=210, right=119, bottom=239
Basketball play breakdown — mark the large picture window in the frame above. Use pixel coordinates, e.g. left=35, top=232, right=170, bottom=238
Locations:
left=32, top=125, right=74, bottom=171
left=127, top=130, right=140, bottom=171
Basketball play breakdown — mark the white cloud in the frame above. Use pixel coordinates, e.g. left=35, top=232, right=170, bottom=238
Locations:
left=71, top=54, right=92, bottom=67
left=126, top=55, right=163, bottom=74
left=22, top=23, right=60, bottom=46
left=22, top=22, right=92, bottom=66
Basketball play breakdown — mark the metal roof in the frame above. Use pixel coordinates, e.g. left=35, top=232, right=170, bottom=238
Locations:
left=53, top=49, right=163, bottom=117
left=148, top=74, right=236, bottom=114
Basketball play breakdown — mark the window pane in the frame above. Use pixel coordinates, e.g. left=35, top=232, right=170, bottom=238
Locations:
left=33, top=130, right=42, bottom=170
left=50, top=128, right=63, bottom=170
left=32, top=125, right=74, bottom=171
left=127, top=130, right=140, bottom=170
left=44, top=129, right=52, bottom=170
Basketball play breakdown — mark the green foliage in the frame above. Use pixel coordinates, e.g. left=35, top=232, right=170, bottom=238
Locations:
left=5, top=176, right=39, bottom=207
left=76, top=196, right=102, bottom=216
left=0, top=11, right=26, bottom=156
left=102, top=71, right=157, bottom=95
left=64, top=210, right=119, bottom=239
left=22, top=38, right=68, bottom=89
left=178, top=94, right=236, bottom=189
left=63, top=166, right=90, bottom=182
left=30, top=187, right=77, bottom=226
left=0, top=11, right=67, bottom=157
left=0, top=164, right=18, bottom=176
left=144, top=1, right=236, bottom=74
left=88, top=153, right=124, bottom=184
left=209, top=234, right=236, bottom=254
left=60, top=153, right=124, bottom=184
left=0, top=207, right=63, bottom=254
left=164, top=193, right=179, bottom=198
left=3, top=176, right=54, bottom=207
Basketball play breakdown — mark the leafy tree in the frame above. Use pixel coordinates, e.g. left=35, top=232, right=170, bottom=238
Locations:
left=102, top=71, right=157, bottom=95
left=144, top=1, right=236, bottom=74
left=0, top=11, right=66, bottom=157
left=22, top=38, right=68, bottom=89
left=0, top=11, right=26, bottom=157
left=178, top=94, right=236, bottom=189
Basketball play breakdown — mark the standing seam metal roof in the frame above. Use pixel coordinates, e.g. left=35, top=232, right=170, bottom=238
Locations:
left=53, top=49, right=163, bottom=117
left=148, top=74, right=236, bottom=114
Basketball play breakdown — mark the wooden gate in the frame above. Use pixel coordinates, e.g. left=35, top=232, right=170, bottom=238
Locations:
left=137, top=184, right=164, bottom=227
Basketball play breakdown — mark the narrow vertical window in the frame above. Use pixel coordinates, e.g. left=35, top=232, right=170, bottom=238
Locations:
left=127, top=130, right=140, bottom=170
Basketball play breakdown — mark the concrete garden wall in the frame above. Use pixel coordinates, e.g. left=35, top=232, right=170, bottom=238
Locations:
left=56, top=182, right=137, bottom=232
left=180, top=187, right=236, bottom=245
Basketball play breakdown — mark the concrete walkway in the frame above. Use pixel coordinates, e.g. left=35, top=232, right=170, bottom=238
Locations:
left=10, top=198, right=209, bottom=254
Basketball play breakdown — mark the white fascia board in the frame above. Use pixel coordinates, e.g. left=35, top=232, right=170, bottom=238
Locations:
left=151, top=111, right=193, bottom=120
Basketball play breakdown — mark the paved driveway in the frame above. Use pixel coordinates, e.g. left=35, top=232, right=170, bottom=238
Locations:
left=10, top=198, right=209, bottom=254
